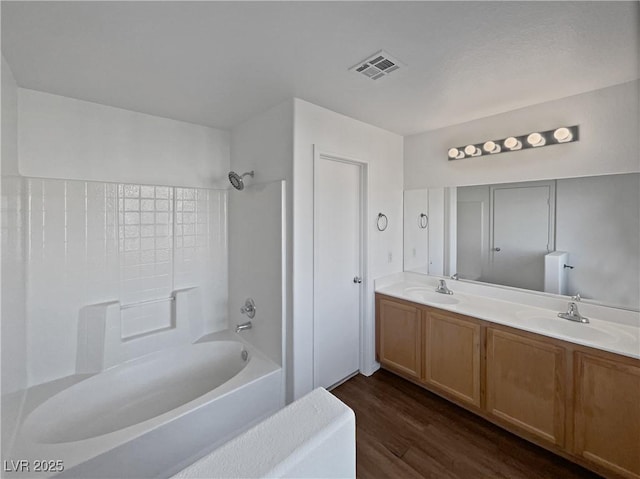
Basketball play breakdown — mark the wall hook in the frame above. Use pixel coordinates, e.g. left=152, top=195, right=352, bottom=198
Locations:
left=376, top=213, right=388, bottom=231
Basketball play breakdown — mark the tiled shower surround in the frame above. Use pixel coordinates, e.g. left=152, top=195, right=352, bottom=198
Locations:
left=2, top=176, right=228, bottom=386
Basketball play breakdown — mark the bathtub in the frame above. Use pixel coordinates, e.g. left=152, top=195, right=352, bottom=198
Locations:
left=8, top=333, right=283, bottom=478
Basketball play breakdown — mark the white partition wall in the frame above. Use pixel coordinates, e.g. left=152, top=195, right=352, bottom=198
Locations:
left=228, top=180, right=286, bottom=370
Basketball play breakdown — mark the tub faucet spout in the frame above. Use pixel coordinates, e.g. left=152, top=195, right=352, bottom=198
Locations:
left=236, top=321, right=252, bottom=333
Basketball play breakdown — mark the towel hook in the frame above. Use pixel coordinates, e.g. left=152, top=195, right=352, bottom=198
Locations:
left=376, top=213, right=388, bottom=231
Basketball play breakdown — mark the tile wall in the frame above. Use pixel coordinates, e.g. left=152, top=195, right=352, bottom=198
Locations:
left=6, top=177, right=227, bottom=386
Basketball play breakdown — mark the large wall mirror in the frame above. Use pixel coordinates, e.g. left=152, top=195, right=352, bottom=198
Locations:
left=403, top=173, right=640, bottom=311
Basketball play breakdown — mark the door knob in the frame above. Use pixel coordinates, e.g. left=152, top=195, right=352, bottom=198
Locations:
left=494, top=247, right=501, bottom=252
left=353, top=276, right=362, bottom=284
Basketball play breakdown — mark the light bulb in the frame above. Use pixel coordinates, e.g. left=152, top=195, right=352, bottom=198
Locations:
left=483, top=141, right=500, bottom=154
left=527, top=132, right=546, bottom=147
left=504, top=137, right=522, bottom=151
left=464, top=144, right=480, bottom=156
left=553, top=127, right=572, bottom=143
left=448, top=147, right=463, bottom=159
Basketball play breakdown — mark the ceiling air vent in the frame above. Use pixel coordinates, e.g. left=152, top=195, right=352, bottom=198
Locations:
left=349, top=50, right=404, bottom=81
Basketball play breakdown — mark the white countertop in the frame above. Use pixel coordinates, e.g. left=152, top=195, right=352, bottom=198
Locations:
left=376, top=273, right=640, bottom=360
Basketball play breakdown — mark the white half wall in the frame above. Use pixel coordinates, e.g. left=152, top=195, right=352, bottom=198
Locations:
left=404, top=81, right=640, bottom=189
left=18, top=89, right=231, bottom=187
left=293, top=99, right=403, bottom=400
left=172, top=388, right=355, bottom=479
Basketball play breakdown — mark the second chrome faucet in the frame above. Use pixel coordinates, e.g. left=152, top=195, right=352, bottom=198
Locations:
left=558, top=302, right=589, bottom=323
left=435, top=279, right=453, bottom=295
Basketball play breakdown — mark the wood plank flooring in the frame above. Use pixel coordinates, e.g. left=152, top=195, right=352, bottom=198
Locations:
left=331, top=370, right=601, bottom=479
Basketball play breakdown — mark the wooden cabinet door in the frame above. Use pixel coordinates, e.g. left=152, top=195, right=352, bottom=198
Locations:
left=424, top=311, right=481, bottom=407
left=486, top=328, right=566, bottom=447
left=574, top=352, right=640, bottom=479
left=378, top=297, right=422, bottom=380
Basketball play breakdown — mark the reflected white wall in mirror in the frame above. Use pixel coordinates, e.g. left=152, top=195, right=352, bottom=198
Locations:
left=403, top=173, right=640, bottom=311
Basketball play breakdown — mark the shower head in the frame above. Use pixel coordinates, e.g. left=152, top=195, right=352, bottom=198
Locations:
left=228, top=170, right=254, bottom=191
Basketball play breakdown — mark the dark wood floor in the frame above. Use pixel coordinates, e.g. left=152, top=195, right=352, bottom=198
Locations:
left=331, top=370, right=602, bottom=479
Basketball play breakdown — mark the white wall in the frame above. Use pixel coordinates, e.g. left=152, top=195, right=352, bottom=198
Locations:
left=405, top=81, right=640, bottom=189
left=403, top=188, right=447, bottom=275
left=403, top=189, right=429, bottom=272
left=1, top=56, right=27, bottom=395
left=293, top=99, right=404, bottom=400
left=230, top=100, right=293, bottom=399
left=1, top=56, right=27, bottom=458
left=228, top=181, right=286, bottom=366
left=2, top=57, right=19, bottom=176
left=5, top=88, right=233, bottom=387
left=18, top=89, right=230, bottom=187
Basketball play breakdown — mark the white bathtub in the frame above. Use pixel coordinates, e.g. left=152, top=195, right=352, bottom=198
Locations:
left=8, top=334, right=283, bottom=478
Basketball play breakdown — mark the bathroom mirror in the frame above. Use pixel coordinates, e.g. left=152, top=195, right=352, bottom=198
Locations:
left=403, top=173, right=640, bottom=311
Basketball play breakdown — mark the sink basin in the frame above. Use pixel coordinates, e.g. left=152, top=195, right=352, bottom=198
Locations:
left=403, top=287, right=460, bottom=305
left=515, top=311, right=618, bottom=344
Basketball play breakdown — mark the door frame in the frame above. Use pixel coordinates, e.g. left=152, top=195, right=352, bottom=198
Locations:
left=312, top=147, right=369, bottom=389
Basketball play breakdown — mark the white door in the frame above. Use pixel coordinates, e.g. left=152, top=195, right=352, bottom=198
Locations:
left=488, top=184, right=554, bottom=291
left=313, top=156, right=362, bottom=389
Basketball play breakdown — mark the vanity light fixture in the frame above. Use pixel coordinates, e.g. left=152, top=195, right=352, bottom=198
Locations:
left=447, top=125, right=579, bottom=161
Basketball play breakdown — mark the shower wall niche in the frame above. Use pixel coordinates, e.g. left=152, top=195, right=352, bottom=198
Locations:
left=4, top=176, right=228, bottom=387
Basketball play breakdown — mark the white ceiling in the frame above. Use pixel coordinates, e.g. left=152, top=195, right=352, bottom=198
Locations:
left=2, top=1, right=638, bottom=135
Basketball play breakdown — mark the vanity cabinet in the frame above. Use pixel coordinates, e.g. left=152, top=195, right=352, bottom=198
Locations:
left=574, top=352, right=640, bottom=479
left=424, top=310, right=481, bottom=408
left=375, top=292, right=640, bottom=479
left=376, top=296, right=422, bottom=380
left=486, top=327, right=566, bottom=447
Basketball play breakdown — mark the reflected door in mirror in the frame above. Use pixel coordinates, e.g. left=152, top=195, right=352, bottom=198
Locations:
left=487, top=183, right=554, bottom=291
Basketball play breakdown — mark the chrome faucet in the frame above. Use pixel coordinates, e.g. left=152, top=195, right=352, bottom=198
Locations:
left=235, top=321, right=253, bottom=333
left=435, top=279, right=453, bottom=295
left=558, top=302, right=589, bottom=323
